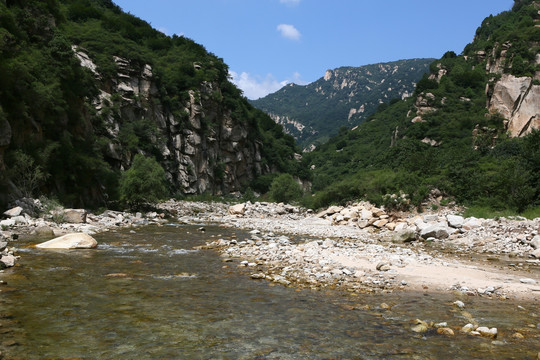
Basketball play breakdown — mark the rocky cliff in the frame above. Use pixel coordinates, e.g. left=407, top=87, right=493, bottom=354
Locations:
left=251, top=59, right=433, bottom=148
left=0, top=0, right=299, bottom=208
left=73, top=47, right=263, bottom=195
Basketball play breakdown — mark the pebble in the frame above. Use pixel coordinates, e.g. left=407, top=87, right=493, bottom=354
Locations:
left=453, top=300, right=465, bottom=309
left=519, top=278, right=536, bottom=285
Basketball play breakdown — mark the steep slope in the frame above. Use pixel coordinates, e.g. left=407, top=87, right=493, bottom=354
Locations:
left=304, top=0, right=540, bottom=213
left=251, top=59, right=433, bottom=148
left=0, top=0, right=301, bottom=208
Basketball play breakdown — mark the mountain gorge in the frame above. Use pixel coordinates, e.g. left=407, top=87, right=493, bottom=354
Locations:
left=251, top=59, right=433, bottom=148
left=0, top=0, right=301, bottom=208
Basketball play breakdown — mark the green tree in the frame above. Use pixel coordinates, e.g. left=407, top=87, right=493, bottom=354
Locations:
left=119, top=154, right=168, bottom=206
left=269, top=173, right=303, bottom=204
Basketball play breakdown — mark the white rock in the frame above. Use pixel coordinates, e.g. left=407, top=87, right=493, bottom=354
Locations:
left=476, top=326, right=497, bottom=338
left=0, top=255, right=16, bottom=267
left=36, top=233, right=98, bottom=249
left=420, top=224, right=450, bottom=240
left=3, top=206, right=23, bottom=217
left=447, top=215, right=465, bottom=228
left=530, top=235, right=540, bottom=250
left=463, top=217, right=482, bottom=230
left=228, top=203, right=246, bottom=216
left=423, top=214, right=438, bottom=223
left=453, top=300, right=465, bottom=309
left=519, top=278, right=537, bottom=285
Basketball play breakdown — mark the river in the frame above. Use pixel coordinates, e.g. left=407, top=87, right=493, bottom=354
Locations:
left=0, top=224, right=538, bottom=359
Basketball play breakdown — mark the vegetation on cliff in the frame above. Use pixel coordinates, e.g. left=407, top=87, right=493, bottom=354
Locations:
left=251, top=59, right=433, bottom=148
left=302, top=0, right=540, bottom=214
left=0, top=0, right=301, bottom=208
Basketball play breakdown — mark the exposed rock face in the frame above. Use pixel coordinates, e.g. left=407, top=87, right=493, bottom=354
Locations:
left=73, top=47, right=263, bottom=195
left=488, top=74, right=540, bottom=137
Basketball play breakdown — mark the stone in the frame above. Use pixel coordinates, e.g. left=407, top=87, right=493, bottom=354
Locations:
left=423, top=214, right=438, bottom=223
left=462, top=217, right=482, bottom=230
left=447, top=215, right=465, bottom=228
left=36, top=233, right=98, bottom=249
left=461, top=323, right=475, bottom=333
left=376, top=262, right=391, bottom=271
left=3, top=206, right=23, bottom=217
left=437, top=328, right=455, bottom=336
left=532, top=249, right=540, bottom=259
left=63, top=209, right=87, bottom=224
left=391, top=229, right=416, bottom=243
left=0, top=241, right=7, bottom=252
left=0, top=219, right=15, bottom=227
left=228, top=203, right=246, bottom=216
left=0, top=255, right=16, bottom=268
left=360, top=209, right=373, bottom=220
left=453, top=300, right=465, bottom=309
left=411, top=319, right=429, bottom=333
left=10, top=216, right=27, bottom=225
left=32, top=226, right=55, bottom=237
left=420, top=224, right=449, bottom=240
left=519, top=278, right=536, bottom=285
left=530, top=235, right=540, bottom=250
left=373, top=219, right=389, bottom=229
left=476, top=327, right=497, bottom=339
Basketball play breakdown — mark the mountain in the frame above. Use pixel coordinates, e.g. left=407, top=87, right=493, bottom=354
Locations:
left=250, top=59, right=434, bottom=148
left=302, top=0, right=540, bottom=213
left=0, top=0, right=302, bottom=208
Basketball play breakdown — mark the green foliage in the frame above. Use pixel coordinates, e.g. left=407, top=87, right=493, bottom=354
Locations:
left=251, top=59, right=434, bottom=148
left=6, top=150, right=49, bottom=198
left=304, top=0, right=540, bottom=214
left=269, top=173, right=303, bottom=204
left=0, top=0, right=301, bottom=208
left=119, top=154, right=168, bottom=206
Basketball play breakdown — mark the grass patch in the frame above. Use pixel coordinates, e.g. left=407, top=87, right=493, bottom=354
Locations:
left=463, top=205, right=540, bottom=220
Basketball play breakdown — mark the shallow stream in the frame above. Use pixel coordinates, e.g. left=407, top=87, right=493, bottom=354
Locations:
left=0, top=224, right=538, bottom=359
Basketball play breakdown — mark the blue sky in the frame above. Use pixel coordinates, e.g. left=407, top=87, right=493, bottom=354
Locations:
left=113, top=0, right=514, bottom=99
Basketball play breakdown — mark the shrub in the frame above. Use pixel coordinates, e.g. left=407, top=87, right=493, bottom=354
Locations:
left=118, top=154, right=168, bottom=207
left=269, top=173, right=303, bottom=204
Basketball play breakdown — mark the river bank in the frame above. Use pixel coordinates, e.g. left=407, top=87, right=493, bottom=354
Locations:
left=156, top=199, right=540, bottom=302
left=2, top=198, right=539, bottom=301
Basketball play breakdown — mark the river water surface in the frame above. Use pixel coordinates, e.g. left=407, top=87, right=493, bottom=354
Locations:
left=0, top=224, right=538, bottom=359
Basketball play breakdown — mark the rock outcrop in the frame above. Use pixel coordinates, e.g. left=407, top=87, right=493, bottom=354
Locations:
left=488, top=74, right=540, bottom=137
left=73, top=47, right=264, bottom=195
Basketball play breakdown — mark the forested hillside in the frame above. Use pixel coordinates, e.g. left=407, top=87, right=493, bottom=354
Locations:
left=303, top=0, right=540, bottom=214
left=251, top=59, right=433, bottom=149
left=0, top=0, right=302, bottom=209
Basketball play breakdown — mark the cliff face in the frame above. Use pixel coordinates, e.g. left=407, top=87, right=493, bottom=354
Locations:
left=486, top=53, right=540, bottom=137
left=74, top=47, right=263, bottom=195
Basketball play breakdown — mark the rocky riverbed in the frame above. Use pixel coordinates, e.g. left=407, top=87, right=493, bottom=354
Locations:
left=2, top=198, right=540, bottom=301
left=157, top=199, right=540, bottom=301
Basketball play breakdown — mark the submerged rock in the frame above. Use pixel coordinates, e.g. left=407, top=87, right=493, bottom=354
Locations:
left=36, top=233, right=98, bottom=249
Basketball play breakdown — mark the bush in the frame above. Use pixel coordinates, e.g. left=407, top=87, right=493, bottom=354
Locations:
left=118, top=154, right=168, bottom=207
left=269, top=173, right=303, bottom=204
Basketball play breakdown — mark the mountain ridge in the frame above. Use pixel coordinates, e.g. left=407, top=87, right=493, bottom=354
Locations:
left=251, top=58, right=434, bottom=148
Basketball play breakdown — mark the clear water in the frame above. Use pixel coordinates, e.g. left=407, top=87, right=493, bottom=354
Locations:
left=0, top=224, right=538, bottom=359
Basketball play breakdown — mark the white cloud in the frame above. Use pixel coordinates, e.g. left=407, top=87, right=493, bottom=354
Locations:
left=280, top=0, right=301, bottom=6
left=277, top=24, right=301, bottom=41
left=158, top=27, right=170, bottom=35
left=229, top=71, right=308, bottom=100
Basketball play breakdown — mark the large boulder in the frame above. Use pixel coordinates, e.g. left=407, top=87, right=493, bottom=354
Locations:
left=447, top=215, right=465, bottom=228
left=63, top=209, right=87, bottom=224
left=3, top=206, right=23, bottom=217
left=228, top=203, right=246, bottom=216
left=420, top=224, right=450, bottom=240
left=36, top=233, right=97, bottom=249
